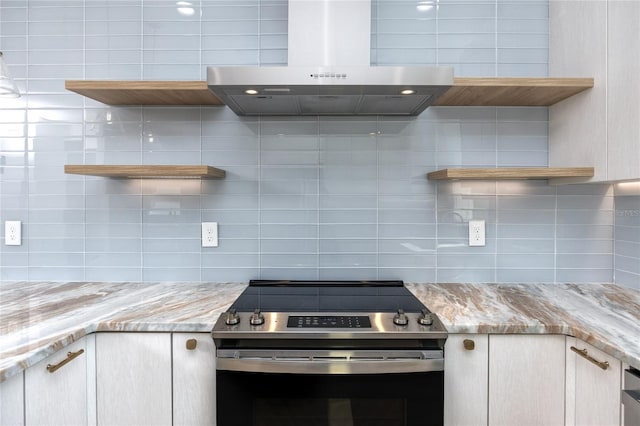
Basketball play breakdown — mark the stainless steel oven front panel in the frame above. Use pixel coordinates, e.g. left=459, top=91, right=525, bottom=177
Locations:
left=217, top=348, right=444, bottom=374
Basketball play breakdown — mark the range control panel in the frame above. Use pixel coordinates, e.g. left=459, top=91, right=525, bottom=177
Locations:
left=212, top=311, right=449, bottom=340
left=287, top=315, right=372, bottom=328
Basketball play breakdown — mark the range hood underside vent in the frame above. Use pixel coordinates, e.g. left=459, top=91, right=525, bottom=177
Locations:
left=224, top=89, right=448, bottom=116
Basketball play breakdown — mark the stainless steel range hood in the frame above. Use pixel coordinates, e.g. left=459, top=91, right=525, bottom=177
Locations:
left=207, top=0, right=453, bottom=116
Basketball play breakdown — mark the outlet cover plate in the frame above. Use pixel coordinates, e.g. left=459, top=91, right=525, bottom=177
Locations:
left=5, top=221, right=21, bottom=246
left=469, top=220, right=485, bottom=247
left=202, top=222, right=218, bottom=247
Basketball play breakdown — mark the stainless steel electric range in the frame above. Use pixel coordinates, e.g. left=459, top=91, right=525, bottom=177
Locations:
left=212, top=280, right=448, bottom=426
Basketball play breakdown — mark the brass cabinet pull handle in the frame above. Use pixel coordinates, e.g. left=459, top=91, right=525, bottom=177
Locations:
left=46, top=349, right=85, bottom=373
left=570, top=346, right=609, bottom=370
left=186, top=338, right=197, bottom=350
left=463, top=339, right=475, bottom=351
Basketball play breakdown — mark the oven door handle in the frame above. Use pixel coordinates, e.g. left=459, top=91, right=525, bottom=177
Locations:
left=216, top=357, right=444, bottom=374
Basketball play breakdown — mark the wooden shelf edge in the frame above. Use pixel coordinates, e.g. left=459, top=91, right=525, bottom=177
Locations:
left=64, top=165, right=226, bottom=179
left=434, top=77, right=594, bottom=107
left=450, top=77, right=594, bottom=87
left=427, top=167, right=595, bottom=180
left=64, top=80, right=224, bottom=106
left=65, top=77, right=594, bottom=107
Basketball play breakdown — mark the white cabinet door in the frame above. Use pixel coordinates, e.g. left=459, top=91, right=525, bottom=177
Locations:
left=96, top=332, right=172, bottom=426
left=566, top=337, right=621, bottom=426
left=24, top=336, right=91, bottom=426
left=550, top=0, right=640, bottom=183
left=607, top=0, right=640, bottom=182
left=488, top=334, right=566, bottom=426
left=172, top=333, right=217, bottom=426
left=0, top=372, right=24, bottom=426
left=549, top=0, right=607, bottom=183
left=444, top=334, right=488, bottom=426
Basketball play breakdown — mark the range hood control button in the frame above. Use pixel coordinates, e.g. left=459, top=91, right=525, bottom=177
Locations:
left=225, top=309, right=240, bottom=326
left=250, top=309, right=265, bottom=326
left=393, top=309, right=409, bottom=326
left=418, top=309, right=433, bottom=326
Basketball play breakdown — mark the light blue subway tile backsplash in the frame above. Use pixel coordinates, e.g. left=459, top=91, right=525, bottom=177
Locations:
left=1, top=0, right=629, bottom=285
left=496, top=239, right=554, bottom=254
left=498, top=2, right=548, bottom=19
left=85, top=267, right=142, bottom=282
left=496, top=268, right=555, bottom=283
left=437, top=268, right=496, bottom=283
left=498, top=63, right=548, bottom=77
left=614, top=193, right=640, bottom=289
left=260, top=268, right=319, bottom=281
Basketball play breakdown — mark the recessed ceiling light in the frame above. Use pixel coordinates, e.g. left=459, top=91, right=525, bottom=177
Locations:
left=245, top=89, right=259, bottom=95
left=401, top=89, right=415, bottom=95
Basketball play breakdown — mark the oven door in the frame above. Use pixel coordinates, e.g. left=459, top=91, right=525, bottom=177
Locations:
left=216, top=350, right=444, bottom=426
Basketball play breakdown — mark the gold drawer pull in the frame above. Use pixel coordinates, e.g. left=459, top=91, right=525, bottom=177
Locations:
left=46, top=349, right=85, bottom=373
left=463, top=339, right=475, bottom=351
left=570, top=346, right=609, bottom=370
left=186, top=339, right=197, bottom=350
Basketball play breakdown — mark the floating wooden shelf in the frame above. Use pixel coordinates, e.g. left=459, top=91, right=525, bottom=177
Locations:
left=433, top=77, right=594, bottom=106
left=427, top=167, right=595, bottom=180
left=64, top=165, right=226, bottom=179
left=65, top=77, right=594, bottom=107
left=64, top=80, right=224, bottom=105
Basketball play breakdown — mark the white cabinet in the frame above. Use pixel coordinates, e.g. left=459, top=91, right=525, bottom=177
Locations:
left=96, top=332, right=172, bottom=426
left=0, top=371, right=24, bottom=426
left=444, top=334, right=488, bottom=426
left=565, top=337, right=621, bottom=426
left=25, top=336, right=94, bottom=426
left=549, top=0, right=607, bottom=183
left=488, top=334, right=566, bottom=426
left=550, top=0, right=640, bottom=183
left=95, top=332, right=217, bottom=426
left=172, top=333, right=217, bottom=426
left=606, top=0, right=640, bottom=182
left=445, top=334, right=566, bottom=426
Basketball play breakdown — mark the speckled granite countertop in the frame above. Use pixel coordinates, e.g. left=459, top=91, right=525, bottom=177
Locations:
left=1, top=281, right=639, bottom=383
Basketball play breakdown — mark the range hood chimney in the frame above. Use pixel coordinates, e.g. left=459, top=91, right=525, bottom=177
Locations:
left=207, top=0, right=453, bottom=116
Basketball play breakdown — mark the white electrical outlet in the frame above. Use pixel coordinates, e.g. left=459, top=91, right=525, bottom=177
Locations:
left=5, top=221, right=22, bottom=246
left=202, top=222, right=218, bottom=247
left=468, top=220, right=485, bottom=247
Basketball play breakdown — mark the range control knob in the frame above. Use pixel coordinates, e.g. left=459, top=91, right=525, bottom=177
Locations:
left=418, top=309, right=433, bottom=326
left=249, top=309, right=265, bottom=326
left=393, top=309, right=409, bottom=326
left=224, top=308, right=240, bottom=326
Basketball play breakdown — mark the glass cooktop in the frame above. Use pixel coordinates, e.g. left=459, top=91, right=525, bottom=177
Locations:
left=228, top=280, right=427, bottom=313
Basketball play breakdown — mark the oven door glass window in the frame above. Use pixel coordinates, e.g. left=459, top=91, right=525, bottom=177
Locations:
left=217, top=370, right=444, bottom=426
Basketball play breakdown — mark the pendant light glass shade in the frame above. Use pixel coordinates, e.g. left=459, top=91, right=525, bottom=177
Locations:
left=0, top=51, right=21, bottom=98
